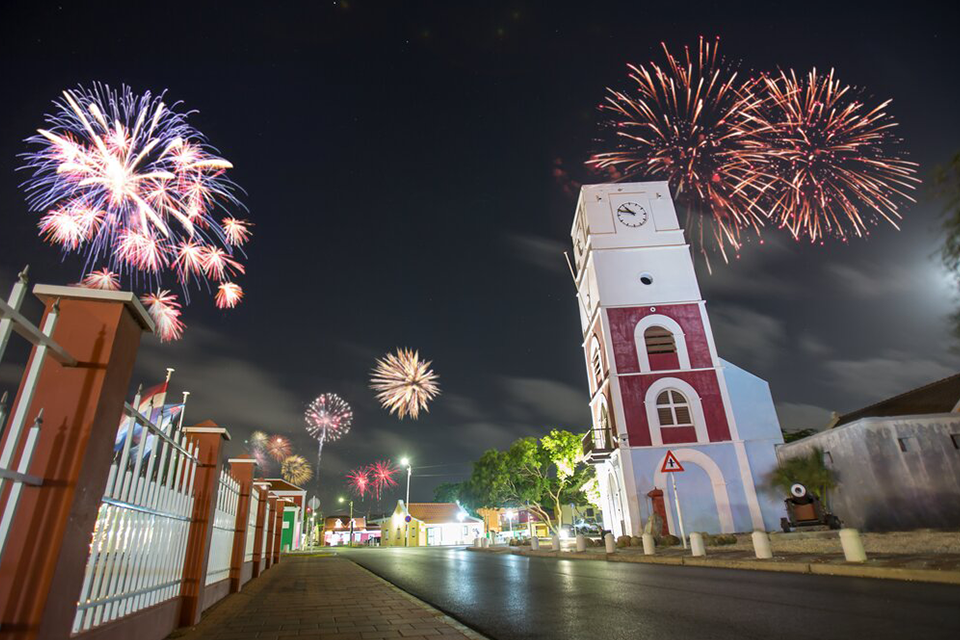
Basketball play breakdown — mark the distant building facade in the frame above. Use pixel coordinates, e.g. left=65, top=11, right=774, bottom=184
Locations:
left=777, top=374, right=960, bottom=531
left=381, top=501, right=483, bottom=546
left=571, top=182, right=785, bottom=537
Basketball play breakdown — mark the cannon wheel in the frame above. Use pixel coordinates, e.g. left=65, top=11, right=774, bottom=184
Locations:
left=780, top=517, right=791, bottom=533
left=826, top=515, right=842, bottom=530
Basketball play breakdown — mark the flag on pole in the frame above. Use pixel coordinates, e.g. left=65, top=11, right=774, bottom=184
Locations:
left=114, top=380, right=170, bottom=452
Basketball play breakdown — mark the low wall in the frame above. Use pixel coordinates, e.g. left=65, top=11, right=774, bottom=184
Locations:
left=74, top=598, right=181, bottom=640
left=777, top=414, right=960, bottom=531
left=201, top=578, right=231, bottom=613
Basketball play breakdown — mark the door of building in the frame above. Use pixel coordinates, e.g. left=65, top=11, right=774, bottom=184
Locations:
left=647, top=488, right=669, bottom=536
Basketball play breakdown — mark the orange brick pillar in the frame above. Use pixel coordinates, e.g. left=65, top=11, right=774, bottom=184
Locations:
left=273, top=500, right=285, bottom=562
left=0, top=287, right=152, bottom=640
left=179, top=422, right=229, bottom=627
left=251, top=483, right=270, bottom=577
left=228, top=457, right=255, bottom=593
left=263, top=495, right=277, bottom=570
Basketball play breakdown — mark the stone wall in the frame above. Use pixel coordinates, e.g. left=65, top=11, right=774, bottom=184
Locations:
left=776, top=414, right=960, bottom=531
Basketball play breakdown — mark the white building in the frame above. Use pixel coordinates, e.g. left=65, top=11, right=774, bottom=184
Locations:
left=572, top=181, right=785, bottom=537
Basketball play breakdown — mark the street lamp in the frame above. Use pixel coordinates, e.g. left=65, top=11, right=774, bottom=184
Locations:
left=338, top=496, right=354, bottom=547
left=399, top=457, right=412, bottom=547
left=505, top=508, right=515, bottom=537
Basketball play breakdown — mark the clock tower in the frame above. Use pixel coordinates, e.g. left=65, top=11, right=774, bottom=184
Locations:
left=572, top=181, right=785, bottom=537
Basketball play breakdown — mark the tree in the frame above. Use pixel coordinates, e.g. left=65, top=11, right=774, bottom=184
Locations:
left=935, top=152, right=960, bottom=338
left=766, top=448, right=837, bottom=505
left=433, top=482, right=463, bottom=503
left=465, top=430, right=594, bottom=534
left=781, top=428, right=818, bottom=443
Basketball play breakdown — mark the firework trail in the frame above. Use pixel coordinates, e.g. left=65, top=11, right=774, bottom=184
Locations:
left=370, top=349, right=440, bottom=420
left=21, top=83, right=251, bottom=340
left=140, top=290, right=185, bottom=342
left=281, top=455, right=313, bottom=486
left=588, top=37, right=771, bottom=263
left=304, top=393, right=353, bottom=465
left=347, top=467, right=371, bottom=499
left=756, top=68, right=919, bottom=242
left=369, top=460, right=398, bottom=501
left=265, top=435, right=291, bottom=462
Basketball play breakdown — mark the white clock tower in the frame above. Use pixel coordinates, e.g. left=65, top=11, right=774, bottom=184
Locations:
left=572, top=181, right=785, bottom=537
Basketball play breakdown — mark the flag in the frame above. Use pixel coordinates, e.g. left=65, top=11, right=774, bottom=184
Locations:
left=115, top=381, right=169, bottom=452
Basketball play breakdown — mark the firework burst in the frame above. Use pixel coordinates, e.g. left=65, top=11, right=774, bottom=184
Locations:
left=140, top=290, right=185, bottom=342
left=305, top=393, right=353, bottom=463
left=370, top=348, right=441, bottom=420
left=347, top=467, right=371, bottom=499
left=281, top=455, right=313, bottom=486
left=265, top=435, right=291, bottom=461
left=588, top=37, right=772, bottom=262
left=21, top=83, right=252, bottom=340
left=80, top=268, right=120, bottom=290
left=369, top=460, right=398, bottom=501
left=215, top=282, right=243, bottom=309
left=249, top=430, right=269, bottom=449
left=756, top=68, right=919, bottom=242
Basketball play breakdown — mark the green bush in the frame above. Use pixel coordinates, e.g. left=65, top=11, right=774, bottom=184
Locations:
left=766, top=448, right=836, bottom=503
left=659, top=534, right=681, bottom=547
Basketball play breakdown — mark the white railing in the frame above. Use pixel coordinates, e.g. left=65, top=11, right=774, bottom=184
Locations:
left=244, top=489, right=259, bottom=562
left=261, top=504, right=270, bottom=559
left=0, top=267, right=77, bottom=559
left=205, top=469, right=238, bottom=586
left=72, top=396, right=199, bottom=633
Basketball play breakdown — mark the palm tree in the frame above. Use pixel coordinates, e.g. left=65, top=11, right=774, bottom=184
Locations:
left=766, top=448, right=837, bottom=505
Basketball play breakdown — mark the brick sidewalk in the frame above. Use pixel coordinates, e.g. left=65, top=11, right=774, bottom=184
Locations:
left=169, top=555, right=480, bottom=640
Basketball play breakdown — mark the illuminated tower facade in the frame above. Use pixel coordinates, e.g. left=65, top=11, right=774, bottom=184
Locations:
left=572, top=181, right=784, bottom=537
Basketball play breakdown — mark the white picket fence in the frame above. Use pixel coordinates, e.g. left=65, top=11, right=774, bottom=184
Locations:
left=73, top=401, right=199, bottom=633
left=205, top=469, right=239, bottom=586
left=244, top=489, right=259, bottom=562
left=261, top=500, right=270, bottom=558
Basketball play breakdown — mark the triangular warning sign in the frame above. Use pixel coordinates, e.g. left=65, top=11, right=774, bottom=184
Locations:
left=661, top=450, right=684, bottom=473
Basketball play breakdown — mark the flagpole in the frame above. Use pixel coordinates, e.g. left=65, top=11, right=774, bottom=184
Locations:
left=176, top=391, right=190, bottom=433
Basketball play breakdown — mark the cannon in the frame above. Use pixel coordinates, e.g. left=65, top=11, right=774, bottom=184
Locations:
left=780, top=483, right=841, bottom=533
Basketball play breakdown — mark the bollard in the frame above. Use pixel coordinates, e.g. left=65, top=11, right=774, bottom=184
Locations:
left=551, top=534, right=560, bottom=551
left=576, top=534, right=586, bottom=552
left=690, top=532, right=706, bottom=557
left=482, top=537, right=490, bottom=548
left=474, top=537, right=482, bottom=548
left=604, top=532, right=615, bottom=553
left=751, top=530, right=773, bottom=559
left=530, top=536, right=540, bottom=550
left=839, top=528, right=867, bottom=563
left=641, top=533, right=656, bottom=555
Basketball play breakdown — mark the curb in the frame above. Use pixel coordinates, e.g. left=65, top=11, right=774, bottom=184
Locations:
left=465, top=546, right=960, bottom=585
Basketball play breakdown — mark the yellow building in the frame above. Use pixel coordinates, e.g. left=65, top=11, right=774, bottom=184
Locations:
left=382, top=501, right=483, bottom=547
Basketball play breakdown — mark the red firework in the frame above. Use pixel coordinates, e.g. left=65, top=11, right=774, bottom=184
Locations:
left=756, top=68, right=919, bottom=242
left=347, top=467, right=371, bottom=499
left=369, top=460, right=398, bottom=501
left=589, top=37, right=770, bottom=262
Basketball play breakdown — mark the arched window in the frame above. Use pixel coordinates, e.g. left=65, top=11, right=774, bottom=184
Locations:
left=644, top=326, right=677, bottom=354
left=656, top=390, right=693, bottom=427
left=589, top=336, right=603, bottom=386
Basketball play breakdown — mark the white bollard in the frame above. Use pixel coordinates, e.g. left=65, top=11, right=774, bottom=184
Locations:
left=530, top=536, right=540, bottom=550
left=690, top=532, right=706, bottom=557
left=752, top=530, right=772, bottom=559
left=604, top=532, right=615, bottom=553
left=839, top=528, right=867, bottom=563
left=551, top=534, right=560, bottom=551
left=642, top=533, right=656, bottom=555
left=474, top=537, right=482, bottom=548
left=576, top=534, right=586, bottom=552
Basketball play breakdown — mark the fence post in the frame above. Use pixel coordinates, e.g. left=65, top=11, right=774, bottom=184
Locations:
left=264, top=495, right=277, bottom=570
left=273, top=499, right=286, bottom=562
left=0, top=287, right=152, bottom=640
left=179, top=422, right=230, bottom=627
left=228, top=457, right=256, bottom=593
left=251, top=483, right=270, bottom=577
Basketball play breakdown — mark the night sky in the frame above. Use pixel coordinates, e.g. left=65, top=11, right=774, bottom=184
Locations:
left=1, top=2, right=958, bottom=513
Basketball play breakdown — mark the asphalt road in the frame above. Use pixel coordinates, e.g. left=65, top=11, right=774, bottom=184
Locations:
left=337, top=546, right=960, bottom=640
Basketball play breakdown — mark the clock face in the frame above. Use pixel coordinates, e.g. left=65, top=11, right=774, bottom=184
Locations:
left=616, top=202, right=648, bottom=227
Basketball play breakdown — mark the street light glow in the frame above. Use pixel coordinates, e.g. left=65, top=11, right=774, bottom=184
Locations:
left=400, top=457, right=410, bottom=467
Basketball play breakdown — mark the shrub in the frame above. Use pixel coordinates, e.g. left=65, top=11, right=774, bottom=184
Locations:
left=714, top=534, right=737, bottom=545
left=659, top=534, right=681, bottom=547
left=616, top=535, right=632, bottom=548
left=630, top=536, right=644, bottom=547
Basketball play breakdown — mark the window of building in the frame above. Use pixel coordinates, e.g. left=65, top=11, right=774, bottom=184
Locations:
left=644, top=326, right=677, bottom=355
left=590, top=337, right=603, bottom=385
left=655, top=390, right=693, bottom=427
left=898, top=436, right=919, bottom=453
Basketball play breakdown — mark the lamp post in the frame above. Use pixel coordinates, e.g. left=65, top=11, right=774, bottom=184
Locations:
left=399, top=457, right=412, bottom=546
left=338, top=496, right=354, bottom=547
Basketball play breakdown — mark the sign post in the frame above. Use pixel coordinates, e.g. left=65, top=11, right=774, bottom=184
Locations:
left=661, top=450, right=687, bottom=549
